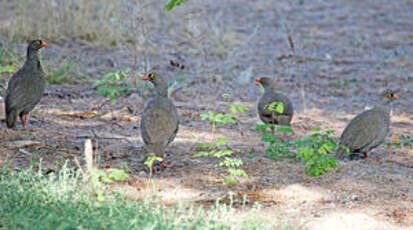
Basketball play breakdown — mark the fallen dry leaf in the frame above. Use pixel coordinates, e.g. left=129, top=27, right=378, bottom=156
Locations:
left=0, top=140, right=44, bottom=149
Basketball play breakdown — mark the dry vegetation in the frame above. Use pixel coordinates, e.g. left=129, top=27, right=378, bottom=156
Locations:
left=0, top=0, right=412, bottom=229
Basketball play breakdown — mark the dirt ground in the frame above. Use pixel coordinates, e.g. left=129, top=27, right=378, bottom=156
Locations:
left=0, top=0, right=412, bottom=229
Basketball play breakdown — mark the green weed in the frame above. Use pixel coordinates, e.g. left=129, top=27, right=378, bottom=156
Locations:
left=194, top=137, right=248, bottom=185
left=257, top=125, right=339, bottom=176
left=297, top=128, right=339, bottom=176
left=197, top=93, right=250, bottom=185
left=144, top=154, right=163, bottom=178
left=94, top=71, right=132, bottom=100
left=165, top=0, right=188, bottom=11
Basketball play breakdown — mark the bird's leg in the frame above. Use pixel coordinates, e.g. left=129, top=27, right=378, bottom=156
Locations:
left=151, top=164, right=158, bottom=174
left=362, top=151, right=370, bottom=160
left=271, top=125, right=275, bottom=135
left=161, top=152, right=174, bottom=168
left=19, top=114, right=28, bottom=128
left=24, top=114, right=28, bottom=128
left=281, top=133, right=287, bottom=143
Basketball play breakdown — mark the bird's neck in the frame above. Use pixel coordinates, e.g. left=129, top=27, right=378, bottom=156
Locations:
left=155, top=84, right=168, bottom=97
left=264, top=85, right=276, bottom=94
left=373, top=101, right=391, bottom=114
left=26, top=48, right=40, bottom=63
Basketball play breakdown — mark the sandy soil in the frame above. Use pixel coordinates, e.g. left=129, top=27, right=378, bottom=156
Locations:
left=0, top=0, right=412, bottom=229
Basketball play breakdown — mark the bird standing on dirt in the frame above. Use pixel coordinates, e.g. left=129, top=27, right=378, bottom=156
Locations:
left=141, top=73, right=179, bottom=169
left=256, top=77, right=294, bottom=129
left=336, top=90, right=399, bottom=160
left=5, top=39, right=48, bottom=128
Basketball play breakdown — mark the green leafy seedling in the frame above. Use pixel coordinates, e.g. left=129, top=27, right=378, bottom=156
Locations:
left=0, top=65, right=15, bottom=74
left=267, top=102, right=284, bottom=114
left=164, top=0, right=188, bottom=11
left=90, top=168, right=129, bottom=201
left=144, top=154, right=163, bottom=178
left=95, top=71, right=132, bottom=100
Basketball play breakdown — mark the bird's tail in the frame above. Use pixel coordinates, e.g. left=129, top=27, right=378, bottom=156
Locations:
left=6, top=109, right=17, bottom=128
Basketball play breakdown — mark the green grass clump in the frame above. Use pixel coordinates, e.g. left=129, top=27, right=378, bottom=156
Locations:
left=0, top=166, right=271, bottom=229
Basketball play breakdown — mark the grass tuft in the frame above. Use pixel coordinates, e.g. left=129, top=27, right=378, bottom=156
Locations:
left=0, top=165, right=273, bottom=229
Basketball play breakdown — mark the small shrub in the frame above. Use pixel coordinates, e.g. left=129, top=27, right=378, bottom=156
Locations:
left=257, top=125, right=339, bottom=176
left=94, top=71, right=132, bottom=100
left=196, top=93, right=250, bottom=185
left=194, top=137, right=248, bottom=185
left=256, top=124, right=295, bottom=160
left=296, top=128, right=339, bottom=176
left=144, top=154, right=163, bottom=178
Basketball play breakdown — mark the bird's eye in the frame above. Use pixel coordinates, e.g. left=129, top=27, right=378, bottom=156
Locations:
left=34, top=40, right=41, bottom=46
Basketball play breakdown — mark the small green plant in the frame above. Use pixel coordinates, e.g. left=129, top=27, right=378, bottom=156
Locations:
left=194, top=137, right=248, bottom=185
left=0, top=65, right=15, bottom=74
left=264, top=101, right=287, bottom=134
left=222, top=93, right=251, bottom=115
left=144, top=154, right=163, bottom=178
left=164, top=0, right=188, bottom=11
left=256, top=124, right=295, bottom=160
left=257, top=125, right=339, bottom=176
left=296, top=128, right=339, bottom=176
left=91, top=168, right=129, bottom=201
left=196, top=93, right=249, bottom=185
left=200, top=112, right=236, bottom=140
left=94, top=71, right=132, bottom=100
left=267, top=101, right=284, bottom=114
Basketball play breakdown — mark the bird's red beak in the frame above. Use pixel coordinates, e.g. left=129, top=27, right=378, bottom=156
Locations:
left=392, top=94, right=399, bottom=100
left=40, top=41, right=48, bottom=47
left=142, top=75, right=150, bottom=80
left=255, top=78, right=262, bottom=83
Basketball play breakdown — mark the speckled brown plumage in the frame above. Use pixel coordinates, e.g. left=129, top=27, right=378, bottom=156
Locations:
left=336, top=90, right=399, bottom=160
left=5, top=39, right=48, bottom=128
left=140, top=73, right=179, bottom=164
left=256, top=77, right=294, bottom=126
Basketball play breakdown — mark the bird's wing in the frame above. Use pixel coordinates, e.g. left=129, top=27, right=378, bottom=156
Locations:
left=340, top=109, right=387, bottom=152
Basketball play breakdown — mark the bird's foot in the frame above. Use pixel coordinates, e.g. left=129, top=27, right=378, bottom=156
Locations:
left=346, top=152, right=369, bottom=161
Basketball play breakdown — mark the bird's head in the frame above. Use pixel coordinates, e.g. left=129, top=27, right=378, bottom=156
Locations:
left=28, top=39, right=48, bottom=51
left=255, top=77, right=273, bottom=89
left=142, top=72, right=168, bottom=96
left=383, top=89, right=399, bottom=100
